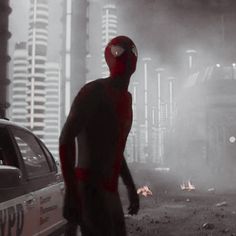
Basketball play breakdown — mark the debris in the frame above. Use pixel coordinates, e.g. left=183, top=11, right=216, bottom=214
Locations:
left=186, top=198, right=191, bottom=202
left=154, top=167, right=170, bottom=172
left=180, top=180, right=196, bottom=191
left=162, top=220, right=171, bottom=224
left=137, top=185, right=153, bottom=197
left=221, top=228, right=230, bottom=233
left=207, top=188, right=215, bottom=193
left=215, top=213, right=225, bottom=218
left=136, top=226, right=142, bottom=232
left=150, top=219, right=160, bottom=224
left=216, top=201, right=228, bottom=207
left=202, top=223, right=215, bottom=230
left=232, top=211, right=236, bottom=215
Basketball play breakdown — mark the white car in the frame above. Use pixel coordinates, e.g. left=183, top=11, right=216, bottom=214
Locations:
left=0, top=119, right=65, bottom=236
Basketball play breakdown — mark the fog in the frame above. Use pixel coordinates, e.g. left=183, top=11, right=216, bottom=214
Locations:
left=8, top=0, right=236, bottom=191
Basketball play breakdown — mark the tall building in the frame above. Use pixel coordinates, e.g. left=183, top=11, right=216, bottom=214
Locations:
left=27, top=0, right=49, bottom=139
left=12, top=42, right=28, bottom=126
left=101, top=4, right=118, bottom=77
left=44, top=62, right=61, bottom=158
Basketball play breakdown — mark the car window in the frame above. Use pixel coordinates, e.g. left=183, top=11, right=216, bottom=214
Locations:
left=38, top=139, right=57, bottom=172
left=0, top=126, right=18, bottom=167
left=11, top=128, right=51, bottom=178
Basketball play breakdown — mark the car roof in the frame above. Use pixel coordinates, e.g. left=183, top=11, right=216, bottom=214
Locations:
left=0, top=119, right=31, bottom=133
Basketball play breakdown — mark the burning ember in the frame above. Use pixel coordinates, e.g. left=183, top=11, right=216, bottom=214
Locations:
left=137, top=185, right=153, bottom=197
left=180, top=180, right=196, bottom=191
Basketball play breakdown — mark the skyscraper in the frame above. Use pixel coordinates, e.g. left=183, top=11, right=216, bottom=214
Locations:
left=101, top=3, right=118, bottom=77
left=12, top=42, right=28, bottom=126
left=10, top=0, right=62, bottom=159
left=44, top=62, right=61, bottom=158
left=27, top=0, right=48, bottom=139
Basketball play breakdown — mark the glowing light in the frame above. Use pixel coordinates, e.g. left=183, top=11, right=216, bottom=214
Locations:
left=229, top=136, right=236, bottom=143
left=137, top=186, right=153, bottom=197
left=180, top=180, right=196, bottom=191
left=186, top=49, right=197, bottom=54
left=216, top=64, right=221, bottom=68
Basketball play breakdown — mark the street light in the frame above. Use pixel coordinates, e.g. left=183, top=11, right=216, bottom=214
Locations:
left=186, top=49, right=197, bottom=70
left=131, top=81, right=139, bottom=162
left=232, top=63, right=236, bottom=80
left=168, top=76, right=175, bottom=128
left=143, top=57, right=151, bottom=161
left=229, top=136, right=236, bottom=143
left=155, top=67, right=164, bottom=164
left=155, top=68, right=164, bottom=127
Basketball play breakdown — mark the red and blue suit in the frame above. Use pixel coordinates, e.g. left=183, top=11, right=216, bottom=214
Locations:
left=59, top=36, right=139, bottom=236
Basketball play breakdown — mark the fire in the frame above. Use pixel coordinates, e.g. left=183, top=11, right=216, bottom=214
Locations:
left=180, top=180, right=196, bottom=191
left=137, top=185, right=153, bottom=197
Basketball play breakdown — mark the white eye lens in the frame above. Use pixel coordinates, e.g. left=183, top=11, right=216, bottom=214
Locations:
left=110, top=45, right=125, bottom=57
left=132, top=46, right=138, bottom=57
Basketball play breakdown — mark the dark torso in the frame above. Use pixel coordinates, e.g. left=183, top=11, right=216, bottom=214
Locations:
left=77, top=79, right=132, bottom=186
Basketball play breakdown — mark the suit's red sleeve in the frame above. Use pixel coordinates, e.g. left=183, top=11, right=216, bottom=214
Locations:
left=59, top=83, right=99, bottom=191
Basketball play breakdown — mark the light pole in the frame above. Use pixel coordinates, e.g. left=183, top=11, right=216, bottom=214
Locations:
left=143, top=58, right=151, bottom=162
left=168, top=76, right=175, bottom=128
left=155, top=67, right=164, bottom=164
left=232, top=63, right=236, bottom=80
left=131, top=81, right=139, bottom=162
left=186, top=49, right=197, bottom=71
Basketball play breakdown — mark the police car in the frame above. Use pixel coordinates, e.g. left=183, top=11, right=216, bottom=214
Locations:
left=0, top=119, right=65, bottom=236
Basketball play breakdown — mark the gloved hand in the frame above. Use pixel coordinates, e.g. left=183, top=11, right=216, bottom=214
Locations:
left=127, top=186, right=139, bottom=215
left=63, top=187, right=82, bottom=224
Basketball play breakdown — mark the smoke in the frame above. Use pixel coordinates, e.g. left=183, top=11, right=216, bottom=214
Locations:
left=116, top=0, right=236, bottom=74
left=113, top=1, right=236, bottom=191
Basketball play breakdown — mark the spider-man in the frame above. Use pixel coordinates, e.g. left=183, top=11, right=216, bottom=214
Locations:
left=59, top=35, right=139, bottom=236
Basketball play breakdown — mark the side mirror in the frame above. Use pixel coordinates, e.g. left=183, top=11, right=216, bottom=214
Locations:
left=0, top=165, right=22, bottom=188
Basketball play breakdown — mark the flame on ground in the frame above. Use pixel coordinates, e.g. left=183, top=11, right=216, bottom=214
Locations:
left=180, top=180, right=196, bottom=191
left=137, top=185, right=153, bottom=197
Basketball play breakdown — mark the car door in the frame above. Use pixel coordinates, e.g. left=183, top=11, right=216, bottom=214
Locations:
left=9, top=127, right=65, bottom=236
left=36, top=140, right=65, bottom=236
left=0, top=125, right=39, bottom=236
